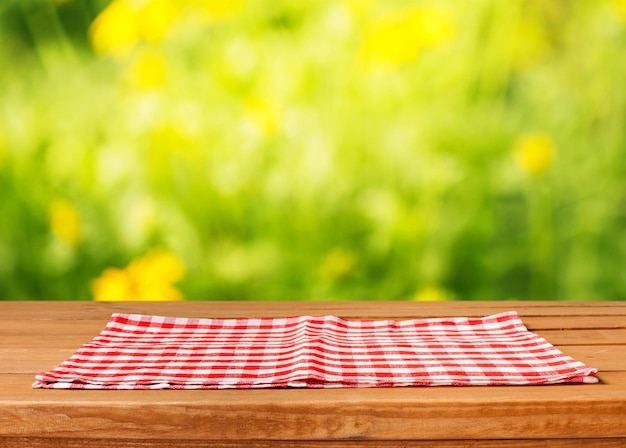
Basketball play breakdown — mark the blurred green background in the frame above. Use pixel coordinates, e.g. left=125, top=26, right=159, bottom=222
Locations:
left=1, top=0, right=625, bottom=302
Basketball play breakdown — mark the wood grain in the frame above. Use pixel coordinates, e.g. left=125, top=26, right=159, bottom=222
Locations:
left=1, top=301, right=625, bottom=447
left=2, top=437, right=626, bottom=448
left=2, top=387, right=625, bottom=440
left=2, top=301, right=626, bottom=321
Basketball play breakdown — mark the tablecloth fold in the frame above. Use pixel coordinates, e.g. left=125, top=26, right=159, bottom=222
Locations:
left=33, top=311, right=598, bottom=389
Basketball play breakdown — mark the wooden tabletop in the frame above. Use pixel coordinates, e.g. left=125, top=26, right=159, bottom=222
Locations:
left=1, top=301, right=625, bottom=448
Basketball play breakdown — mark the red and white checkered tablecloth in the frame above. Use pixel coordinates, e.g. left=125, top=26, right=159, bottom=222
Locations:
left=33, top=311, right=598, bottom=389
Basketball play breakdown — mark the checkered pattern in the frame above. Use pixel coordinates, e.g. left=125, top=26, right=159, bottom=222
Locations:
left=33, top=311, right=597, bottom=389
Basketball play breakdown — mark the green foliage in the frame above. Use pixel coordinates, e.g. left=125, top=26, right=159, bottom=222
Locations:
left=1, top=0, right=626, bottom=301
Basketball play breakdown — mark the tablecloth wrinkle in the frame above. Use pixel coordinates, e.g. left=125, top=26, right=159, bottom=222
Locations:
left=33, top=311, right=597, bottom=389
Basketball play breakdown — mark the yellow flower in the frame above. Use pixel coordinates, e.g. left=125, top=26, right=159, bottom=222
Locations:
left=125, top=47, right=168, bottom=90
left=362, top=6, right=455, bottom=67
left=137, top=0, right=180, bottom=43
left=50, top=199, right=81, bottom=247
left=91, top=268, right=134, bottom=302
left=127, top=249, right=185, bottom=285
left=92, top=249, right=186, bottom=301
left=89, top=0, right=179, bottom=58
left=90, top=0, right=141, bottom=58
left=513, top=133, right=555, bottom=176
left=413, top=286, right=449, bottom=302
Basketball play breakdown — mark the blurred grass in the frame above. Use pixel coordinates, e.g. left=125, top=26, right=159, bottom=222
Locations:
left=1, top=0, right=625, bottom=301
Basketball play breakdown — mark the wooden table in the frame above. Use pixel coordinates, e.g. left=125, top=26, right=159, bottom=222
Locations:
left=1, top=301, right=625, bottom=447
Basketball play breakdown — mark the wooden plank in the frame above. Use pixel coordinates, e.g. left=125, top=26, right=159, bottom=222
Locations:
left=1, top=314, right=625, bottom=334
left=524, top=315, right=626, bottom=330
left=1, top=316, right=625, bottom=342
left=534, top=329, right=626, bottom=345
left=2, top=437, right=625, bottom=448
left=3, top=328, right=625, bottom=353
left=560, top=345, right=626, bottom=371
left=2, top=301, right=626, bottom=322
left=1, top=334, right=100, bottom=350
left=2, top=372, right=625, bottom=440
left=0, top=320, right=109, bottom=337
left=0, top=349, right=78, bottom=374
